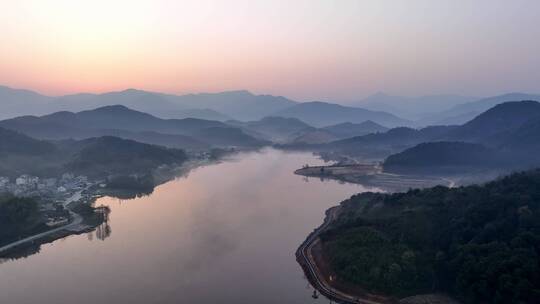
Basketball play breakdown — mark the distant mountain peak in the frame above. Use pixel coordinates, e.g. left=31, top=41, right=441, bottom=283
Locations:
left=193, top=90, right=254, bottom=97
left=122, top=88, right=141, bottom=93
left=359, top=120, right=382, bottom=126
left=274, top=101, right=409, bottom=127
left=77, top=104, right=157, bottom=119
left=91, top=104, right=132, bottom=112
left=260, top=116, right=305, bottom=122
left=478, top=100, right=540, bottom=116
left=442, top=100, right=540, bottom=144
left=114, top=88, right=147, bottom=93
left=370, top=92, right=392, bottom=98
left=224, top=90, right=252, bottom=95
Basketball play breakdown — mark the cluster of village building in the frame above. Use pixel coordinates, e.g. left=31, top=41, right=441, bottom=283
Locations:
left=0, top=173, right=91, bottom=198
left=0, top=173, right=99, bottom=227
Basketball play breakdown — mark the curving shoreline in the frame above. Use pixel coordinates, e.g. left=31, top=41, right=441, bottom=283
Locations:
left=0, top=203, right=106, bottom=258
left=296, top=203, right=462, bottom=304
left=295, top=206, right=393, bottom=304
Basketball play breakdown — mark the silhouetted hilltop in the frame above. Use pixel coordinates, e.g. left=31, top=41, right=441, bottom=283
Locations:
left=321, top=125, right=457, bottom=158
left=66, top=136, right=188, bottom=177
left=0, top=127, right=57, bottom=156
left=443, top=100, right=540, bottom=144
left=356, top=92, right=475, bottom=120
left=228, top=116, right=315, bottom=143
left=0, top=128, right=190, bottom=179
left=0, top=85, right=295, bottom=121
left=273, top=101, right=410, bottom=127
left=322, top=121, right=389, bottom=138
left=0, top=105, right=264, bottom=149
left=422, top=93, right=540, bottom=126
left=383, top=101, right=540, bottom=173
left=383, top=142, right=497, bottom=173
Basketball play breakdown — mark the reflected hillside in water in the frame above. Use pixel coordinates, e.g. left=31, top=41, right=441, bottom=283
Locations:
left=0, top=149, right=374, bottom=304
left=0, top=155, right=246, bottom=262
left=0, top=206, right=111, bottom=262
left=96, top=158, right=218, bottom=200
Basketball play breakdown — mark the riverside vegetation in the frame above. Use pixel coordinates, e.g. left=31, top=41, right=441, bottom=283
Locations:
left=0, top=196, right=42, bottom=245
left=320, top=169, right=540, bottom=304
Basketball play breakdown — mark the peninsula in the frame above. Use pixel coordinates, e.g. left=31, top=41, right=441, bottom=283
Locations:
left=297, top=169, right=540, bottom=304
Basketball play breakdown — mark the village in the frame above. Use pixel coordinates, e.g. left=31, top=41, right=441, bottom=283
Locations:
left=0, top=173, right=102, bottom=228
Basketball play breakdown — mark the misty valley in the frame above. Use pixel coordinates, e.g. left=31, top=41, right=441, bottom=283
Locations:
left=0, top=84, right=540, bottom=304
left=4, top=2, right=540, bottom=303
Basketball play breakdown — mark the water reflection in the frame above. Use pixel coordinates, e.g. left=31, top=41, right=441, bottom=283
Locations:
left=0, top=148, right=377, bottom=304
left=0, top=243, right=42, bottom=263
left=94, top=205, right=112, bottom=241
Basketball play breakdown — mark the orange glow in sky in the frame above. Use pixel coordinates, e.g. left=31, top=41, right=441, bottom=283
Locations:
left=1, top=0, right=539, bottom=100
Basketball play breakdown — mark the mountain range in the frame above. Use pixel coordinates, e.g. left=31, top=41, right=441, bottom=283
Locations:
left=63, top=136, right=188, bottom=178
left=383, top=100, right=540, bottom=173
left=3, top=84, right=540, bottom=129
left=274, top=101, right=410, bottom=127
left=321, top=121, right=389, bottom=138
left=354, top=92, right=476, bottom=120
left=292, top=121, right=389, bottom=144
left=0, top=105, right=266, bottom=149
left=418, top=93, right=540, bottom=126
left=319, top=126, right=456, bottom=158
left=227, top=117, right=391, bottom=144
left=3, top=87, right=540, bottom=178
left=0, top=85, right=296, bottom=121
left=0, top=85, right=411, bottom=127
left=0, top=127, right=188, bottom=178
left=227, top=116, right=315, bottom=143
left=299, top=99, right=540, bottom=170
left=353, top=91, right=540, bottom=126
left=0, top=85, right=411, bottom=126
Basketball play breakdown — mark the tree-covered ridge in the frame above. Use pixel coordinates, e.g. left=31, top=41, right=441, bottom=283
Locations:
left=0, top=127, right=57, bottom=156
left=321, top=169, right=540, bottom=303
left=382, top=101, right=540, bottom=173
left=383, top=141, right=499, bottom=173
left=0, top=196, right=42, bottom=245
left=0, top=127, right=189, bottom=179
left=67, top=136, right=188, bottom=177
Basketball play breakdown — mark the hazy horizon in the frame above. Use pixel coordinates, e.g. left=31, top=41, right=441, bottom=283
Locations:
left=4, top=82, right=540, bottom=105
left=2, top=0, right=539, bottom=102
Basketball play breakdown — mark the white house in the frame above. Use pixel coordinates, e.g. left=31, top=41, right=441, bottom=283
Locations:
left=16, top=175, right=39, bottom=186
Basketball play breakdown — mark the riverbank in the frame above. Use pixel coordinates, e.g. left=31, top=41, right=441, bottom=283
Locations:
left=0, top=204, right=100, bottom=259
left=0, top=158, right=212, bottom=259
left=294, top=164, right=381, bottom=178
left=294, top=164, right=454, bottom=192
left=296, top=205, right=461, bottom=304
left=0, top=148, right=398, bottom=303
left=296, top=206, right=395, bottom=304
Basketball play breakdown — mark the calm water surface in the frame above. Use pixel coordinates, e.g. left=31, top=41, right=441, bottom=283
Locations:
left=0, top=148, right=378, bottom=304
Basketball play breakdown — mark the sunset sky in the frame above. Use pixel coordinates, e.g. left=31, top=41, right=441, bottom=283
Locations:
left=1, top=0, right=539, bottom=101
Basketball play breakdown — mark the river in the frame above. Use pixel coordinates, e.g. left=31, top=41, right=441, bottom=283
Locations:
left=0, top=148, right=379, bottom=304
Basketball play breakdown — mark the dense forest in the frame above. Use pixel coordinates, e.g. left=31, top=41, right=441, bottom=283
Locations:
left=0, top=196, right=43, bottom=245
left=383, top=141, right=500, bottom=174
left=66, top=136, right=188, bottom=177
left=0, top=127, right=189, bottom=179
left=320, top=169, right=540, bottom=303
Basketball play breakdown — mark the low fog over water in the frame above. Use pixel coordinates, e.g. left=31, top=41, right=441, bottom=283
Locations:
left=0, top=148, right=377, bottom=304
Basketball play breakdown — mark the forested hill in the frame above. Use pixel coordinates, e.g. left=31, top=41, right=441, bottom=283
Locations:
left=65, top=136, right=188, bottom=177
left=0, top=129, right=189, bottom=179
left=0, top=127, right=57, bottom=156
left=383, top=141, right=500, bottom=173
left=321, top=169, right=540, bottom=303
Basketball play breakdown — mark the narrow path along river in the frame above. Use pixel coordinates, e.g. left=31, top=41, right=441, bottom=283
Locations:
left=0, top=148, right=379, bottom=304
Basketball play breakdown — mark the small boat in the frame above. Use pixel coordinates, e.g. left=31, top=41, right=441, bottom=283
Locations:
left=312, top=290, right=319, bottom=299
